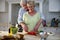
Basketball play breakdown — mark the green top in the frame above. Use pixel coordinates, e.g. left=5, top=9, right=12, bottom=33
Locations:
left=23, top=12, right=41, bottom=31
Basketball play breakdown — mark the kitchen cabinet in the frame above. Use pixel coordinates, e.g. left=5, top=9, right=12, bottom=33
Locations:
left=49, top=0, right=60, bottom=12
left=0, top=0, right=8, bottom=12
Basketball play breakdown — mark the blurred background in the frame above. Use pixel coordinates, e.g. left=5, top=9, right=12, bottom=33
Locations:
left=0, top=0, right=60, bottom=40
left=0, top=0, right=60, bottom=27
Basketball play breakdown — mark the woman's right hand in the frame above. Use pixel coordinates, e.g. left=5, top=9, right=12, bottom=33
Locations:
left=23, top=26, right=28, bottom=32
left=20, top=22, right=28, bottom=32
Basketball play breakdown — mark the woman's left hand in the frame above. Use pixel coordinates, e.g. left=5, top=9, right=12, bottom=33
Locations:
left=34, top=27, right=38, bottom=32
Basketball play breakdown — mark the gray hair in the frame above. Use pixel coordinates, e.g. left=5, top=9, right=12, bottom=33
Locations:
left=27, top=1, right=35, bottom=7
left=20, top=0, right=27, bottom=5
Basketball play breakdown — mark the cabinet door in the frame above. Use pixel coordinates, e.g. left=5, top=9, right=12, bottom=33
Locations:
left=0, top=0, right=8, bottom=12
left=49, top=0, right=60, bottom=12
left=0, top=0, right=5, bottom=12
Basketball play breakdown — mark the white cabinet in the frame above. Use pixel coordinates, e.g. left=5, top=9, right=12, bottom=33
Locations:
left=0, top=0, right=8, bottom=12
left=49, top=0, right=60, bottom=12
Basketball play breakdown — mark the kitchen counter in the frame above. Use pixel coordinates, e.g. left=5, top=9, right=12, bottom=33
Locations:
left=0, top=31, right=40, bottom=40
left=0, top=31, right=60, bottom=40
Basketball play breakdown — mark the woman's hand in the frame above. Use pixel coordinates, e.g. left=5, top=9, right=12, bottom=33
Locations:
left=20, top=22, right=28, bottom=32
left=34, top=19, right=42, bottom=32
left=30, top=29, right=38, bottom=33
left=34, top=27, right=38, bottom=32
left=23, top=26, right=28, bottom=32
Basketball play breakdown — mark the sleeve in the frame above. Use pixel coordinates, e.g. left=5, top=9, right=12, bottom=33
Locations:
left=23, top=12, right=27, bottom=22
left=23, top=13, right=25, bottom=22
left=17, top=8, right=23, bottom=24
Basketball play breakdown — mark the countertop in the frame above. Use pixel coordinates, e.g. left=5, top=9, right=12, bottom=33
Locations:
left=0, top=31, right=40, bottom=40
left=0, top=30, right=60, bottom=40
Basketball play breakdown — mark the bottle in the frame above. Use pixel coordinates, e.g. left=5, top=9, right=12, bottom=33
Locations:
left=8, top=25, right=13, bottom=36
left=9, top=24, right=18, bottom=35
left=12, top=24, right=18, bottom=34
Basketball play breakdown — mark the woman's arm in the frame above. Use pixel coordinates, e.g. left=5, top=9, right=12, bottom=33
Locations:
left=34, top=19, right=42, bottom=32
left=20, top=22, right=28, bottom=32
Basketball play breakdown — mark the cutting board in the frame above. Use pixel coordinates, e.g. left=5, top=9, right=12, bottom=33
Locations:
left=24, top=35, right=40, bottom=40
left=17, top=31, right=40, bottom=40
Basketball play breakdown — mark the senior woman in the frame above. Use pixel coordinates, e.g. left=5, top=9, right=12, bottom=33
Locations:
left=20, top=1, right=42, bottom=32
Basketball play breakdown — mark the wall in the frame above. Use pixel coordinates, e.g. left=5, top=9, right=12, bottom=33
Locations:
left=0, top=1, right=8, bottom=27
left=43, top=0, right=60, bottom=23
left=0, top=12, right=8, bottom=31
left=0, top=12, right=9, bottom=27
left=0, top=13, right=8, bottom=23
left=11, top=4, right=20, bottom=25
left=49, top=0, right=60, bottom=12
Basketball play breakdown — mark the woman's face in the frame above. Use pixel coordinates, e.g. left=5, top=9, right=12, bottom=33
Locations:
left=27, top=4, right=34, bottom=12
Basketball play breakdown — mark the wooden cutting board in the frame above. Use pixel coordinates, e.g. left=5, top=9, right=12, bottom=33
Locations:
left=24, top=35, right=40, bottom=40
left=17, top=31, right=41, bottom=40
